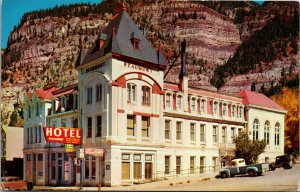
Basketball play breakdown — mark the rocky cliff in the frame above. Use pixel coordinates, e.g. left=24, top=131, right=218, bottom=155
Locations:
left=1, top=0, right=299, bottom=124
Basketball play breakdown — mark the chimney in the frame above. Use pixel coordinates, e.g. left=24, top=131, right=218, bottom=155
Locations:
left=179, top=39, right=189, bottom=113
left=179, top=39, right=188, bottom=92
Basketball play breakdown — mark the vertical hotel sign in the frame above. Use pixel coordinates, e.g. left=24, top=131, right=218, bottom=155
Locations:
left=43, top=126, right=81, bottom=145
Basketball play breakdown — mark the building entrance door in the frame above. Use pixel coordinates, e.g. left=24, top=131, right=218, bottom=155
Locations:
left=145, top=162, right=152, bottom=180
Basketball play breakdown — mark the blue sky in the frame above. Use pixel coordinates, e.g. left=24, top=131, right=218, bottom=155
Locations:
left=1, top=0, right=101, bottom=49
left=1, top=0, right=264, bottom=49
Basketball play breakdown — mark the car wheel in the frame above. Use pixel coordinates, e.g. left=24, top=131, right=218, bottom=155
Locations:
left=248, top=170, right=255, bottom=177
left=257, top=172, right=262, bottom=176
left=221, top=172, right=228, bottom=179
left=269, top=164, right=275, bottom=171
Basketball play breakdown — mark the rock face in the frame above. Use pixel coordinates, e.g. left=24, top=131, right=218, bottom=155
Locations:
left=1, top=1, right=299, bottom=121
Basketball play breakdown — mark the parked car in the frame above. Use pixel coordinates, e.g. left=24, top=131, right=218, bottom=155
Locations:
left=219, top=158, right=269, bottom=178
left=0, top=176, right=33, bottom=191
left=269, top=154, right=293, bottom=170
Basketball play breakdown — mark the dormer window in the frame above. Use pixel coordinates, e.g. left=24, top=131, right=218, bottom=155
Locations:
left=133, top=39, right=140, bottom=50
left=131, top=32, right=140, bottom=50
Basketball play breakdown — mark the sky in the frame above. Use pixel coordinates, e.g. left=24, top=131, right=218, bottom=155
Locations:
left=1, top=0, right=101, bottom=49
left=1, top=0, right=265, bottom=49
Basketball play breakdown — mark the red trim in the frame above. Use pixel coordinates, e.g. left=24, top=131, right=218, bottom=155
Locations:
left=115, top=72, right=163, bottom=94
left=117, top=109, right=125, bottom=113
left=133, top=112, right=159, bottom=118
left=138, top=74, right=142, bottom=80
left=112, top=52, right=166, bottom=71
left=111, top=81, right=119, bottom=87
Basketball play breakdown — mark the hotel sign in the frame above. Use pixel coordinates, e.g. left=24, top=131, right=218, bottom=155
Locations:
left=44, top=126, right=81, bottom=145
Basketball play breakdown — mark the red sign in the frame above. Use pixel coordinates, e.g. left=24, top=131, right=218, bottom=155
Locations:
left=43, top=126, right=81, bottom=145
left=85, top=148, right=105, bottom=157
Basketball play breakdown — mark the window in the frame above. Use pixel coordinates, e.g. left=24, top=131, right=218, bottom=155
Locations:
left=30, top=128, right=33, bottom=144
left=200, top=99, right=206, bottom=113
left=165, top=156, right=170, bottom=174
left=212, top=157, right=218, bottom=171
left=142, top=116, right=150, bottom=137
left=253, top=119, right=259, bottom=141
left=127, top=83, right=136, bottom=103
left=239, top=106, right=243, bottom=118
left=176, top=122, right=182, bottom=140
left=96, top=84, right=102, bottom=102
left=133, top=39, right=140, bottom=50
left=222, top=127, right=227, bottom=143
left=61, top=118, right=66, bottom=127
left=27, top=128, right=30, bottom=144
left=275, top=123, right=280, bottom=146
left=28, top=105, right=31, bottom=118
left=85, top=156, right=90, bottom=178
left=87, top=117, right=92, bottom=138
left=213, top=126, right=218, bottom=143
left=96, top=116, right=102, bottom=137
left=177, top=95, right=183, bottom=110
left=231, top=127, right=236, bottom=143
left=222, top=103, right=227, bottom=116
left=52, top=100, right=56, bottom=114
left=38, top=154, right=43, bottom=161
left=190, top=123, right=195, bottom=142
left=213, top=101, right=218, bottom=115
left=34, top=127, right=37, bottom=143
left=142, top=86, right=150, bottom=105
left=37, top=126, right=41, bottom=143
left=36, top=102, right=39, bottom=116
left=165, top=93, right=171, bottom=108
left=232, top=105, right=236, bottom=117
left=264, top=121, right=270, bottom=145
left=92, top=156, right=96, bottom=178
left=133, top=155, right=142, bottom=179
left=176, top=156, right=181, bottom=174
left=122, top=154, right=130, bottom=180
left=238, top=128, right=243, bottom=135
left=87, top=87, right=93, bottom=104
left=127, top=115, right=135, bottom=136
left=61, top=96, right=67, bottom=111
left=200, top=156, right=205, bottom=173
left=73, top=93, right=78, bottom=109
left=190, top=156, right=195, bottom=174
left=190, top=97, right=196, bottom=112
left=26, top=154, right=31, bottom=161
left=165, top=120, right=171, bottom=140
left=200, top=124, right=205, bottom=142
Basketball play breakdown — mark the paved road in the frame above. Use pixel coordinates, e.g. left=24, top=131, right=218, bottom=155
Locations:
left=155, top=164, right=300, bottom=191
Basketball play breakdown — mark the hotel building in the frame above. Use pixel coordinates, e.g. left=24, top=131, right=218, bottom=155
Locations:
left=23, top=3, right=286, bottom=187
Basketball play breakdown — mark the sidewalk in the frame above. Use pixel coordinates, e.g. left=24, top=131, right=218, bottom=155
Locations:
left=33, top=172, right=218, bottom=191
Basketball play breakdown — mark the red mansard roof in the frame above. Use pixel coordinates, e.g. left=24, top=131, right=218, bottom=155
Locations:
left=239, top=90, right=285, bottom=111
left=27, top=84, right=78, bottom=100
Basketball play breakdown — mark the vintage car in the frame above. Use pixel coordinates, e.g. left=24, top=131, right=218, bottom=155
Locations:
left=269, top=154, right=294, bottom=170
left=0, top=176, right=33, bottom=191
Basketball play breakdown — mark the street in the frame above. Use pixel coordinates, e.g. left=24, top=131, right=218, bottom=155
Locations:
left=155, top=164, right=300, bottom=191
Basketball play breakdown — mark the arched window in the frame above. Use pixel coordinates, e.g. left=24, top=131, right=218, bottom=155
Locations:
left=213, top=101, right=218, bottom=115
left=232, top=105, right=236, bottom=117
left=190, top=97, right=196, bottom=112
left=222, top=103, right=227, bottom=116
left=165, top=93, right=172, bottom=108
left=275, top=123, right=280, bottom=146
left=142, top=86, right=150, bottom=105
left=200, top=99, right=206, bottom=114
left=177, top=95, right=183, bottom=110
left=127, top=83, right=136, bottom=103
left=264, top=121, right=270, bottom=145
left=253, top=119, right=259, bottom=141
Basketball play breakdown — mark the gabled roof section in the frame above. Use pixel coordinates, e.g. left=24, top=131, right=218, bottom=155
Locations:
left=239, top=90, right=285, bottom=111
left=79, top=4, right=166, bottom=67
left=27, top=87, right=57, bottom=101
